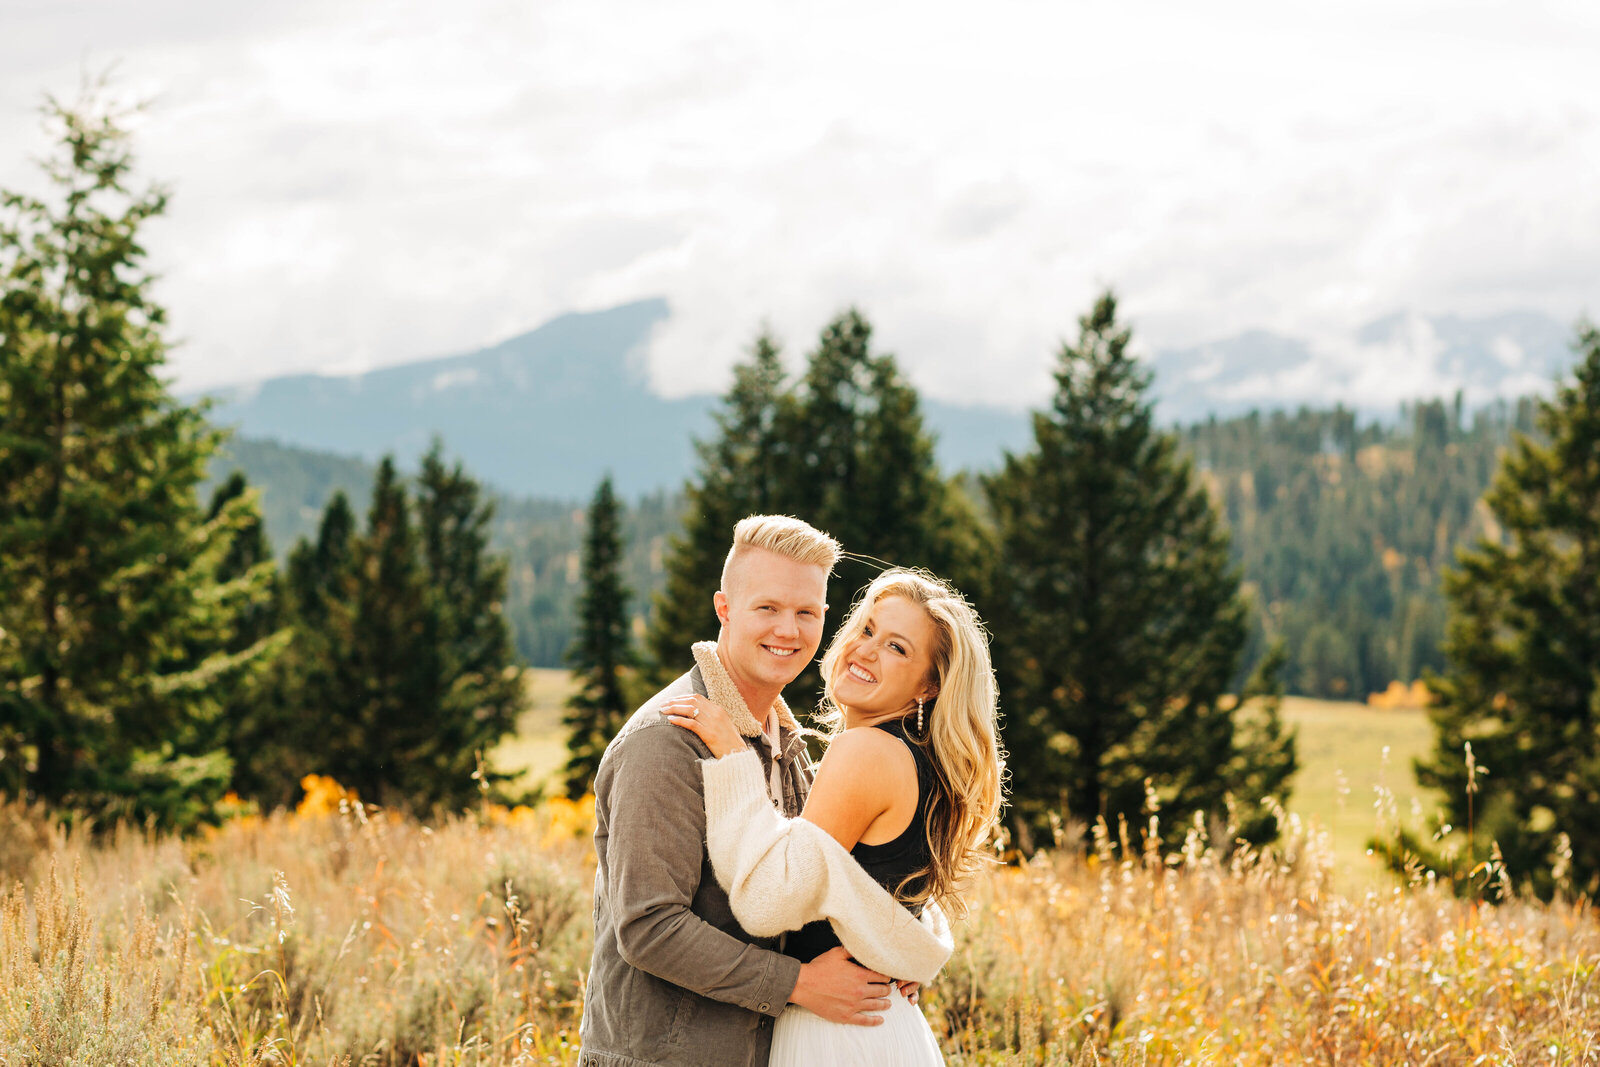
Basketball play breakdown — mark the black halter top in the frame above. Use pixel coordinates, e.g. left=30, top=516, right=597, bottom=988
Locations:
left=783, top=716, right=936, bottom=963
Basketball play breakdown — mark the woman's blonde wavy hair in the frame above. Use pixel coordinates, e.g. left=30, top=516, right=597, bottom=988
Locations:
left=816, top=568, right=1005, bottom=917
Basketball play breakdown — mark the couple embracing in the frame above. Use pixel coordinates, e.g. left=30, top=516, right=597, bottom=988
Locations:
left=577, top=515, right=1004, bottom=1067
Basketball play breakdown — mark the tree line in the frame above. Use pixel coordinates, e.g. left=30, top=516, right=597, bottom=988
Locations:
left=1186, top=395, right=1531, bottom=699
left=198, top=435, right=684, bottom=672
left=216, top=392, right=1530, bottom=706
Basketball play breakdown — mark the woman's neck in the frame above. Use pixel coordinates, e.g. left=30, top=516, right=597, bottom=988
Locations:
left=843, top=705, right=912, bottom=730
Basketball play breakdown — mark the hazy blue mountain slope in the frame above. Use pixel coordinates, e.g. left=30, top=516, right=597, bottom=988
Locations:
left=1357, top=310, right=1573, bottom=388
left=203, top=300, right=711, bottom=498
left=200, top=298, right=1033, bottom=493
left=201, top=436, right=378, bottom=551
left=200, top=301, right=1575, bottom=496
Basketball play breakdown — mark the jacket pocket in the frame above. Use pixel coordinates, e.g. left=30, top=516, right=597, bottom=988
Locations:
left=664, top=984, right=697, bottom=1047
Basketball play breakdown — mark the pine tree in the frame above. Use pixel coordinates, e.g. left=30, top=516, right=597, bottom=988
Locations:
left=230, top=491, right=359, bottom=808
left=645, top=312, right=989, bottom=713
left=307, top=458, right=435, bottom=805
left=1408, top=323, right=1600, bottom=897
left=985, top=292, right=1295, bottom=850
left=647, top=334, right=790, bottom=682
left=287, top=491, right=357, bottom=625
left=415, top=442, right=524, bottom=795
left=276, top=456, right=525, bottom=812
left=0, top=94, right=280, bottom=828
left=563, top=475, right=638, bottom=797
left=201, top=473, right=298, bottom=803
left=782, top=311, right=991, bottom=703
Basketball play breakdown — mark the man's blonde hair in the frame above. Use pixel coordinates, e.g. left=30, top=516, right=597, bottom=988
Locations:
left=720, top=515, right=842, bottom=590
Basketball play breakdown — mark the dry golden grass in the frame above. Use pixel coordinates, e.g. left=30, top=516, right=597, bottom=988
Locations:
left=2, top=797, right=595, bottom=1066
left=941, top=811, right=1599, bottom=1064
left=3, top=787, right=1597, bottom=1066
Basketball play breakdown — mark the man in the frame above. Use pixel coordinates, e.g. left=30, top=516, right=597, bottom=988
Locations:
left=578, top=515, right=896, bottom=1067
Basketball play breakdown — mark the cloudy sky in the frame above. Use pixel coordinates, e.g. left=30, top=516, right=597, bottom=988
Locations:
left=3, top=0, right=1596, bottom=408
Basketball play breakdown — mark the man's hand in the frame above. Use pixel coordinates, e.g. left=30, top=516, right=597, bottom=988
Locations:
left=789, top=946, right=893, bottom=1026
left=896, top=979, right=920, bottom=1006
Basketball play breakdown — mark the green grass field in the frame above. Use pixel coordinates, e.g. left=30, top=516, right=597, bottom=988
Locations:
left=495, top=673, right=1444, bottom=880
left=491, top=668, right=579, bottom=796
left=1278, top=695, right=1440, bottom=883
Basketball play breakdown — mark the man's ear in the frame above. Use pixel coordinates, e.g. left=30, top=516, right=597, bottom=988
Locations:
left=713, top=591, right=730, bottom=627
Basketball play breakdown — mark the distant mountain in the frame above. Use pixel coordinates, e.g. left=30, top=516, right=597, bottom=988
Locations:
left=200, top=299, right=1030, bottom=498
left=201, top=437, right=378, bottom=552
left=202, top=300, right=705, bottom=499
left=199, top=301, right=1578, bottom=497
left=1150, top=310, right=1575, bottom=424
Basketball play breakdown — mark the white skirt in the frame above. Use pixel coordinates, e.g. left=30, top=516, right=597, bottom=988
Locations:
left=770, top=987, right=943, bottom=1066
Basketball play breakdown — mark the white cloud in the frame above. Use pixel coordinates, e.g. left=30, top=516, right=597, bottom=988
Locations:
left=1491, top=336, right=1525, bottom=369
left=2, top=0, right=1596, bottom=406
left=429, top=368, right=479, bottom=392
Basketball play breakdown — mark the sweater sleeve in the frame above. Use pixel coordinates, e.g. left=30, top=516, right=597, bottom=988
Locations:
left=700, top=748, right=954, bottom=984
left=602, top=723, right=801, bottom=1016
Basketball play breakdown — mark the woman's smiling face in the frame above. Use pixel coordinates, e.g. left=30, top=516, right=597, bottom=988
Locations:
left=829, top=594, right=939, bottom=718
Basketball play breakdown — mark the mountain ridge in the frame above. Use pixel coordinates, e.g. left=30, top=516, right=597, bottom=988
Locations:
left=198, top=300, right=1578, bottom=498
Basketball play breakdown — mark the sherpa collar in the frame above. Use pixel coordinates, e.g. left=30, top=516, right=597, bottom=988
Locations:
left=691, top=641, right=803, bottom=738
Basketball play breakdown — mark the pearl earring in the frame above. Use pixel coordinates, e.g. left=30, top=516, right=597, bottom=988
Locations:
left=915, top=696, right=924, bottom=733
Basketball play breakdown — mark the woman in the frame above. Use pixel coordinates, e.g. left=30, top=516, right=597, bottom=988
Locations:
left=664, top=567, right=1004, bottom=1065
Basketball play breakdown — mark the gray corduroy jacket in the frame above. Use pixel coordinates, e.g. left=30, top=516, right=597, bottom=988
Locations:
left=576, top=664, right=814, bottom=1067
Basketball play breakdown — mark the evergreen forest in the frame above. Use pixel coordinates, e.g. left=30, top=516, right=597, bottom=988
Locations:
left=213, top=394, right=1531, bottom=704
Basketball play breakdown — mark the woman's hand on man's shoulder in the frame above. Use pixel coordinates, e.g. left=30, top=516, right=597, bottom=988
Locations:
left=661, top=694, right=748, bottom=758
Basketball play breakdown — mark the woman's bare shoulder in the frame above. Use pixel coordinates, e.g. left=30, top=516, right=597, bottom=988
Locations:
left=803, top=724, right=919, bottom=847
left=815, top=725, right=916, bottom=783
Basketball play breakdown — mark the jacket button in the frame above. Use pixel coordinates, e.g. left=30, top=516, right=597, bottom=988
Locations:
left=758, top=1002, right=770, bottom=1013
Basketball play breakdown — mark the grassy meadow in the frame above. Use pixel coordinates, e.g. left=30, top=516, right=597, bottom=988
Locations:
left=1276, top=697, right=1439, bottom=885
left=5, top=678, right=1598, bottom=1064
left=493, top=678, right=1444, bottom=880
left=491, top=670, right=580, bottom=798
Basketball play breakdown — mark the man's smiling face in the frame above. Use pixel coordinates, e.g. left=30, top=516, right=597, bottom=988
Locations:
left=713, top=547, right=828, bottom=705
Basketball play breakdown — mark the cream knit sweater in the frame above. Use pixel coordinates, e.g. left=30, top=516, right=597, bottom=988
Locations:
left=700, top=747, right=953, bottom=984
